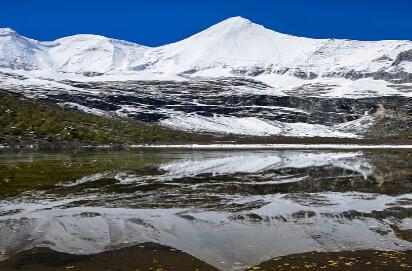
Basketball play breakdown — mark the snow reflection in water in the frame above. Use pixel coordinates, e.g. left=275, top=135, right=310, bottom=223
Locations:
left=0, top=150, right=411, bottom=270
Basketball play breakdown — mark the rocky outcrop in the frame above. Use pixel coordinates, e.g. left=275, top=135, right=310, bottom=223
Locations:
left=393, top=49, right=412, bottom=66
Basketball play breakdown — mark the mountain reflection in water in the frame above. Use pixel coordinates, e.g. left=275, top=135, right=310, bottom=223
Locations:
left=0, top=150, right=411, bottom=270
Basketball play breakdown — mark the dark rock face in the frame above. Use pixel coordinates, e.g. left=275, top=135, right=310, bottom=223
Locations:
left=393, top=49, right=412, bottom=66
left=231, top=66, right=271, bottom=76
left=373, top=69, right=412, bottom=84
left=225, top=50, right=412, bottom=83
left=82, top=71, right=104, bottom=77
left=322, top=68, right=412, bottom=84
left=292, top=68, right=318, bottom=80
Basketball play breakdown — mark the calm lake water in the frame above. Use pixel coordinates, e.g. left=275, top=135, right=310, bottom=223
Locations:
left=0, top=149, right=411, bottom=270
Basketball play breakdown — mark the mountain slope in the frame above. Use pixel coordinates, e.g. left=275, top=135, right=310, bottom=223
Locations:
left=0, top=28, right=50, bottom=70
left=47, top=35, right=149, bottom=74
left=0, top=93, right=204, bottom=147
left=0, top=17, right=411, bottom=139
left=150, top=17, right=412, bottom=79
left=148, top=17, right=324, bottom=75
left=0, top=29, right=150, bottom=74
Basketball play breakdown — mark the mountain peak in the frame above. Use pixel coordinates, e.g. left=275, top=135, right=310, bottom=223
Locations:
left=211, top=16, right=256, bottom=31
left=0, top=28, right=18, bottom=36
left=191, top=16, right=267, bottom=40
left=219, top=16, right=252, bottom=25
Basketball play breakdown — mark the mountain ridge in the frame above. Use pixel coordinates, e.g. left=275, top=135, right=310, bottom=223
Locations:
left=1, top=16, right=411, bottom=80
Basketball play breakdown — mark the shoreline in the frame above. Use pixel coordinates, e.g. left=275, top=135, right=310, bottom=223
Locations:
left=131, top=143, right=412, bottom=150
left=2, top=143, right=412, bottom=152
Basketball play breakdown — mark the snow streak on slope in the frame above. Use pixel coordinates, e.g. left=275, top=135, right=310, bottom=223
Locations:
left=161, top=113, right=374, bottom=137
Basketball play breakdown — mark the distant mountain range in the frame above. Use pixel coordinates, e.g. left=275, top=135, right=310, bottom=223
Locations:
left=0, top=17, right=411, bottom=140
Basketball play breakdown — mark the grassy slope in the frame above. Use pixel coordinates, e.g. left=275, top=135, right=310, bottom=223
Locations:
left=0, top=93, right=203, bottom=147
left=367, top=116, right=412, bottom=140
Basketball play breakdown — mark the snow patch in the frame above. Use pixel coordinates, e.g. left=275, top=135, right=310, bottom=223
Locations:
left=161, top=114, right=374, bottom=138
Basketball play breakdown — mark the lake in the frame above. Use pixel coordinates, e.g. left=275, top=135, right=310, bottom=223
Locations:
left=0, top=149, right=411, bottom=270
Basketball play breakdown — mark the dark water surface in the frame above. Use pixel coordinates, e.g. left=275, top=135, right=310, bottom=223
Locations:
left=0, top=149, right=411, bottom=270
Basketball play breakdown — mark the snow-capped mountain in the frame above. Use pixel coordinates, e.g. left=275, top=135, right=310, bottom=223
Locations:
left=1, top=17, right=412, bottom=80
left=151, top=17, right=412, bottom=81
left=47, top=35, right=148, bottom=74
left=0, top=17, right=411, bottom=138
left=0, top=27, right=149, bottom=73
left=0, top=28, right=50, bottom=70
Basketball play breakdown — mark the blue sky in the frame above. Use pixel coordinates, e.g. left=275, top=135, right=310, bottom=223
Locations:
left=2, top=0, right=411, bottom=46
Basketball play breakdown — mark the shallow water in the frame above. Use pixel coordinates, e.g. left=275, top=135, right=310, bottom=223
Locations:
left=0, top=149, right=411, bottom=270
